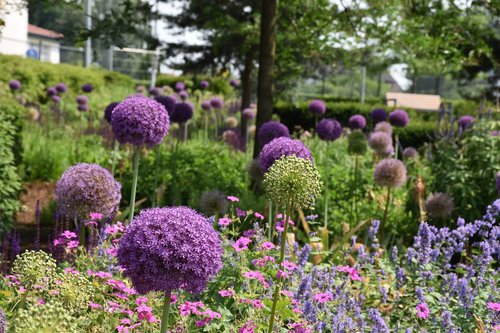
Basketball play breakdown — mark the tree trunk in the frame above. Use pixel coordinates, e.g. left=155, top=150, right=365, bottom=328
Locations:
left=376, top=71, right=382, bottom=97
left=253, top=0, right=278, bottom=158
left=240, top=52, right=254, bottom=143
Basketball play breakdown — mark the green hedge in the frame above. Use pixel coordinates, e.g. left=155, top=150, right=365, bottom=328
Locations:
left=0, top=93, right=23, bottom=227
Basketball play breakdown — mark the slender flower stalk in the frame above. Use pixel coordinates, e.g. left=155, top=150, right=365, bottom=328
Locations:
left=128, top=147, right=140, bottom=222
left=353, top=155, right=359, bottom=222
left=160, top=291, right=172, bottom=333
left=111, top=141, right=120, bottom=176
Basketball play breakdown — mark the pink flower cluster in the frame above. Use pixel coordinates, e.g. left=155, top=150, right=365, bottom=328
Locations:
left=243, top=271, right=269, bottom=288
left=252, top=256, right=275, bottom=268
left=337, top=265, right=363, bottom=281
left=53, top=230, right=79, bottom=249
left=233, top=237, right=252, bottom=252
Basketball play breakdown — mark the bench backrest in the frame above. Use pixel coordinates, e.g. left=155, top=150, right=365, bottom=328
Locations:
left=385, top=92, right=441, bottom=111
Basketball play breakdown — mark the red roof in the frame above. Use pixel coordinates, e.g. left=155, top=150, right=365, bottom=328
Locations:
left=28, top=24, right=64, bottom=39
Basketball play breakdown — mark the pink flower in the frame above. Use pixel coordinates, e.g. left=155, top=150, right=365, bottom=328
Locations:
left=179, top=301, right=204, bottom=316
left=202, top=309, right=221, bottom=319
left=37, top=298, right=45, bottom=305
left=280, top=290, right=294, bottom=298
left=276, top=269, right=289, bottom=279
left=218, top=217, right=232, bottom=227
left=243, top=229, right=256, bottom=238
left=252, top=300, right=263, bottom=309
left=64, top=267, right=79, bottom=275
left=487, top=302, right=500, bottom=312
left=282, top=261, right=298, bottom=271
left=243, top=271, right=269, bottom=288
left=313, top=292, right=333, bottom=303
left=120, top=319, right=132, bottom=325
left=236, top=207, right=246, bottom=217
left=85, top=221, right=98, bottom=227
left=260, top=241, right=275, bottom=250
left=252, top=256, right=275, bottom=267
left=218, top=289, right=235, bottom=297
left=136, top=297, right=148, bottom=305
left=275, top=218, right=295, bottom=232
left=89, top=212, right=103, bottom=220
left=18, top=286, right=26, bottom=293
left=254, top=212, right=264, bottom=220
left=416, top=303, right=430, bottom=319
left=232, top=237, right=252, bottom=252
left=137, top=303, right=156, bottom=322
left=227, top=196, right=240, bottom=202
left=89, top=302, right=102, bottom=309
left=337, top=265, right=363, bottom=281
left=67, top=240, right=79, bottom=249
left=239, top=321, right=257, bottom=333
left=61, top=230, right=77, bottom=239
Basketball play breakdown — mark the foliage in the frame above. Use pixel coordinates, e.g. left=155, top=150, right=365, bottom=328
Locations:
left=155, top=74, right=233, bottom=96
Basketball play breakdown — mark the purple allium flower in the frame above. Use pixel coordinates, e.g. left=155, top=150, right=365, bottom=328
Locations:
left=496, top=171, right=500, bottom=196
left=117, top=207, right=223, bottom=294
left=308, top=99, right=326, bottom=116
left=149, top=87, right=160, bottom=97
left=222, top=130, right=243, bottom=150
left=154, top=95, right=176, bottom=118
left=51, top=95, right=61, bottom=104
left=259, top=137, right=313, bottom=172
left=315, top=118, right=343, bottom=141
left=55, top=82, right=67, bottom=93
left=257, top=121, right=290, bottom=146
left=200, top=80, right=209, bottom=89
left=178, top=90, right=189, bottom=101
left=458, top=115, right=474, bottom=130
left=171, top=102, right=194, bottom=123
left=210, top=97, right=224, bottom=109
left=47, top=87, right=57, bottom=97
left=201, top=101, right=211, bottom=111
left=111, top=96, right=170, bottom=146
left=348, top=114, right=366, bottom=130
left=81, top=83, right=93, bottom=93
left=371, top=108, right=387, bottom=123
left=104, top=102, right=119, bottom=123
left=368, top=132, right=392, bottom=154
left=374, top=159, right=407, bottom=188
left=425, top=193, right=454, bottom=219
left=242, top=108, right=256, bottom=120
left=388, top=109, right=409, bottom=128
left=9, top=79, right=21, bottom=91
left=55, top=163, right=121, bottom=220
left=77, top=104, right=89, bottom=112
left=76, top=95, right=88, bottom=105
left=402, top=147, right=418, bottom=159
left=175, top=81, right=185, bottom=92
left=230, top=79, right=239, bottom=87
left=374, top=121, right=393, bottom=135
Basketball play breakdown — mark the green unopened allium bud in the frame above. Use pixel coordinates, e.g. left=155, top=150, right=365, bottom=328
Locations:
left=11, top=301, right=80, bottom=333
left=12, top=251, right=57, bottom=284
left=263, top=155, right=322, bottom=210
left=348, top=130, right=367, bottom=156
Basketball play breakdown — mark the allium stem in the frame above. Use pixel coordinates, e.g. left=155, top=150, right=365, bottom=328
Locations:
left=323, top=141, right=330, bottom=229
left=353, top=155, right=359, bottom=222
left=394, top=134, right=399, bottom=160
left=128, top=147, right=140, bottom=223
left=160, top=291, right=172, bottom=333
left=381, top=186, right=391, bottom=239
left=268, top=200, right=273, bottom=240
left=267, top=201, right=291, bottom=333
left=111, top=140, right=119, bottom=176
left=204, top=114, right=208, bottom=141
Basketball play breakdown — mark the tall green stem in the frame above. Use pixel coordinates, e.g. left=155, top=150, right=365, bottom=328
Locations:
left=111, top=140, right=119, bottom=176
left=268, top=200, right=273, bottom=240
left=267, top=201, right=291, bottom=333
left=323, top=141, right=330, bottom=229
left=160, top=291, right=172, bottom=333
left=394, top=134, right=399, bottom=160
left=128, top=147, right=140, bottom=223
left=353, top=155, right=359, bottom=222
left=381, top=186, right=391, bottom=240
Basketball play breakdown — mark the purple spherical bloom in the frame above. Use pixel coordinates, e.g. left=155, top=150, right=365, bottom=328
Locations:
left=149, top=87, right=160, bottom=97
left=496, top=171, right=500, bottom=196
left=374, top=121, right=393, bottom=135
left=117, top=207, right=223, bottom=294
left=201, top=101, right=212, bottom=111
left=458, top=115, right=474, bottom=130
left=259, top=137, right=313, bottom=172
left=47, top=87, right=57, bottom=97
left=308, top=99, right=326, bottom=116
left=77, top=104, right=88, bottom=112
left=316, top=118, right=343, bottom=141
left=426, top=193, right=454, bottom=218
left=9, top=79, right=21, bottom=91
left=257, top=121, right=290, bottom=146
left=179, top=90, right=189, bottom=101
left=154, top=95, right=176, bottom=118
left=111, top=96, right=170, bottom=146
left=171, top=102, right=194, bottom=123
left=348, top=114, right=366, bottom=130
left=55, top=163, right=121, bottom=220
left=369, top=132, right=392, bottom=154
left=403, top=147, right=418, bottom=159
left=242, top=108, right=255, bottom=120
left=175, top=81, right=185, bottom=92
left=51, top=95, right=61, bottom=104
left=210, top=97, right=224, bottom=109
left=389, top=109, right=409, bottom=128
left=371, top=108, right=387, bottom=123
left=230, top=79, right=239, bottom=87
left=55, top=82, right=67, bottom=93
left=76, top=95, right=88, bottom=105
left=200, top=80, right=209, bottom=89
left=81, top=83, right=93, bottom=93
left=104, top=102, right=119, bottom=123
left=374, top=159, right=407, bottom=188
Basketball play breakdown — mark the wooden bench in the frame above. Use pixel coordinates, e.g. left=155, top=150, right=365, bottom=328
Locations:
left=385, top=92, right=442, bottom=111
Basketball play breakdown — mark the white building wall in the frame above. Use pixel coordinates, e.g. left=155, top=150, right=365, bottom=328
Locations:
left=28, top=37, right=61, bottom=64
left=0, top=1, right=29, bottom=56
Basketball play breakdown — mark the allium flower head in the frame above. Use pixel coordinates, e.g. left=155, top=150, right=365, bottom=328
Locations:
left=9, top=79, right=21, bottom=91
left=149, top=87, right=160, bottom=97
left=374, top=159, right=407, bottom=188
left=315, top=118, right=342, bottom=141
left=371, top=108, right=387, bottom=123
left=348, top=114, right=366, bottom=130
left=55, top=82, right=67, bottom=93
left=388, top=109, right=409, bottom=127
left=201, top=101, right=211, bottom=111
left=51, top=95, right=61, bottom=104
left=242, top=108, right=255, bottom=120
left=225, top=116, right=238, bottom=129
left=308, top=99, right=326, bottom=116
left=403, top=147, right=418, bottom=159
left=263, top=155, right=322, bottom=210
left=117, top=207, right=223, bottom=294
left=154, top=95, right=176, bottom=118
left=369, top=132, right=393, bottom=154
left=104, top=102, right=119, bottom=123
left=348, top=130, right=367, bottom=155
left=76, top=95, right=88, bottom=105
left=257, top=121, right=290, bottom=146
left=55, top=163, right=121, bottom=220
left=458, top=115, right=474, bottom=130
left=47, top=87, right=57, bottom=96
left=259, top=137, right=313, bottom=172
left=374, top=121, right=393, bottom=135
left=425, top=193, right=454, bottom=218
left=210, top=97, right=224, bottom=109
left=77, top=104, right=88, bottom=112
left=175, top=81, right=185, bottom=92
left=179, top=90, right=189, bottom=101
left=111, top=95, right=170, bottom=146
left=171, top=102, right=194, bottom=123
left=81, top=83, right=93, bottom=93
left=199, top=190, right=228, bottom=216
left=230, top=79, right=239, bottom=87
left=200, top=80, right=209, bottom=89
